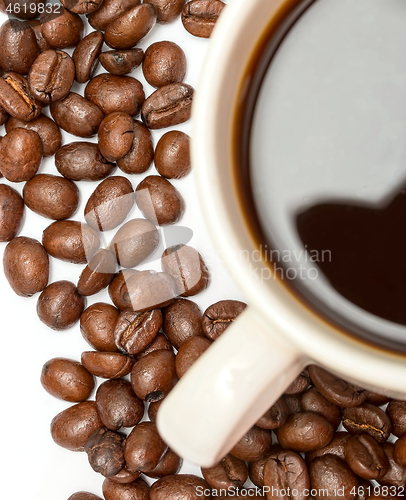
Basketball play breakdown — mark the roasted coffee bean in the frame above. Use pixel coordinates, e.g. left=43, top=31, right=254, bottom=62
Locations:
left=109, top=466, right=140, bottom=484
left=99, top=49, right=144, bottom=76
left=3, top=0, right=43, bottom=20
left=0, top=185, right=24, bottom=242
left=379, top=442, right=406, bottom=487
left=37, top=280, right=85, bottom=330
left=6, top=114, right=62, bottom=157
left=161, top=244, right=210, bottom=296
left=3, top=236, right=48, bottom=296
left=0, top=128, right=42, bottom=182
left=149, top=0, right=186, bottom=23
left=40, top=8, right=84, bottom=49
left=148, top=399, right=163, bottom=423
left=136, top=175, right=185, bottom=225
left=162, top=298, right=204, bottom=349
left=285, top=370, right=311, bottom=395
left=131, top=349, right=177, bottom=401
left=108, top=269, right=138, bottom=310
left=72, top=31, right=104, bottom=83
left=182, top=0, right=225, bottom=38
left=393, top=434, right=406, bottom=467
left=0, top=20, right=38, bottom=74
left=98, top=112, right=134, bottom=162
left=344, top=434, right=388, bottom=480
left=111, top=218, right=159, bottom=268
left=80, top=302, right=120, bottom=352
left=89, top=0, right=141, bottom=31
left=51, top=400, right=103, bottom=452
left=256, top=397, right=289, bottom=430
left=102, top=476, right=150, bottom=500
left=61, top=0, right=104, bottom=14
left=0, top=72, right=42, bottom=120
left=41, top=357, right=95, bottom=402
left=201, top=454, right=248, bottom=490
left=0, top=107, right=9, bottom=126
left=150, top=475, right=211, bottom=500
left=23, top=174, right=79, bottom=220
left=117, top=120, right=154, bottom=174
left=28, top=19, right=52, bottom=52
left=143, top=41, right=186, bottom=88
left=77, top=249, right=117, bottom=296
left=284, top=394, right=303, bottom=415
left=114, top=309, right=162, bottom=355
left=141, top=82, right=194, bottom=129
left=276, top=411, right=334, bottom=452
left=386, top=401, right=406, bottom=437
left=85, top=427, right=125, bottom=477
left=309, top=455, right=359, bottom=500
left=96, top=379, right=144, bottom=431
left=365, top=392, right=390, bottom=406
left=301, top=388, right=342, bottom=429
left=248, top=447, right=283, bottom=488
left=263, top=449, right=310, bottom=500
left=202, top=300, right=247, bottom=340
left=230, top=426, right=273, bottom=462
left=145, top=448, right=183, bottom=479
left=51, top=93, right=104, bottom=138
left=124, top=421, right=167, bottom=473
left=84, top=176, right=134, bottom=231
left=42, top=220, right=100, bottom=264
left=28, top=50, right=75, bottom=103
left=175, top=336, right=212, bottom=378
left=55, top=142, right=116, bottom=181
left=68, top=493, right=103, bottom=500
left=81, top=351, right=134, bottom=379
left=305, top=431, right=351, bottom=464
left=121, top=270, right=177, bottom=312
left=155, top=130, right=191, bottom=179
left=308, top=365, right=367, bottom=407
left=137, top=333, right=173, bottom=360
left=85, top=73, right=145, bottom=116
left=342, top=404, right=392, bottom=443
left=104, top=3, right=157, bottom=50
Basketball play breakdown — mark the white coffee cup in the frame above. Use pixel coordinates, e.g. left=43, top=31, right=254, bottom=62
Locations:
left=157, top=0, right=406, bottom=467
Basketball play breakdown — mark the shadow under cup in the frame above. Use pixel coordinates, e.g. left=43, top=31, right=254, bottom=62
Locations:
left=233, top=0, right=406, bottom=353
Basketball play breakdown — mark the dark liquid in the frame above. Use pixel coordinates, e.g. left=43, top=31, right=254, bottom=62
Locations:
left=233, top=0, right=406, bottom=352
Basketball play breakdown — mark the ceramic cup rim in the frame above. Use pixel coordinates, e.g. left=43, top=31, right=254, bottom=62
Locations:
left=191, top=0, right=406, bottom=395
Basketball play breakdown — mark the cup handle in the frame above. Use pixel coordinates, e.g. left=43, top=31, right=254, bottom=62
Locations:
left=157, top=306, right=307, bottom=467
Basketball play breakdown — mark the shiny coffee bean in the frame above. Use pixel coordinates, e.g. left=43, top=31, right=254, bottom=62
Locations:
left=99, top=49, right=144, bottom=76
left=0, top=128, right=42, bottom=182
left=41, top=357, right=95, bottom=402
left=201, top=454, right=248, bottom=490
left=148, top=399, right=163, bottom=423
left=40, top=8, right=84, bottom=49
left=85, top=427, right=125, bottom=477
left=230, top=426, right=273, bottom=462
left=386, top=400, right=406, bottom=437
left=305, top=431, right=351, bottom=464
left=143, top=41, right=186, bottom=88
left=6, top=114, right=62, bottom=157
left=344, top=434, right=388, bottom=480
left=55, top=142, right=116, bottom=181
left=102, top=476, right=150, bottom=500
left=80, top=302, right=120, bottom=352
left=141, top=82, right=194, bottom=129
left=131, top=349, right=178, bottom=401
left=155, top=130, right=191, bottom=179
left=114, top=309, right=162, bottom=356
left=365, top=392, right=390, bottom=406
left=285, top=370, right=311, bottom=395
left=104, top=3, right=157, bottom=50
left=301, top=387, right=342, bottom=428
left=137, top=333, right=173, bottom=360
left=175, top=336, right=212, bottom=378
left=163, top=298, right=204, bottom=349
left=145, top=448, right=183, bottom=479
left=108, top=466, right=140, bottom=484
left=136, top=175, right=185, bottom=225
left=284, top=394, right=303, bottom=415
left=124, top=422, right=167, bottom=473
left=276, top=412, right=334, bottom=452
left=37, top=280, right=85, bottom=330
left=0, top=72, right=42, bottom=120
left=0, top=185, right=24, bottom=242
left=28, top=50, right=75, bottom=103
left=96, top=379, right=144, bottom=431
left=51, top=401, right=103, bottom=451
left=61, top=0, right=104, bottom=15
left=181, top=0, right=225, bottom=38
left=23, top=174, right=79, bottom=220
left=393, top=434, right=406, bottom=467
left=3, top=236, right=49, bottom=296
left=84, top=176, right=135, bottom=232
left=308, top=365, right=367, bottom=407
left=117, top=120, right=154, bottom=174
left=108, top=269, right=138, bottom=310
left=309, top=455, right=359, bottom=500
left=150, top=474, right=211, bottom=500
left=77, top=249, right=117, bottom=296
left=81, top=351, right=134, bottom=379
left=202, top=300, right=247, bottom=340
left=28, top=19, right=52, bottom=52
left=342, top=404, right=392, bottom=443
left=149, top=0, right=186, bottom=23
left=379, top=443, right=406, bottom=487
left=51, top=93, right=104, bottom=138
left=85, top=73, right=145, bottom=116
left=72, top=31, right=104, bottom=83
left=0, top=19, right=38, bottom=74
left=42, top=220, right=100, bottom=264
left=98, top=112, right=134, bottom=162
left=256, top=397, right=289, bottom=430
left=67, top=493, right=102, bottom=500
left=248, top=446, right=283, bottom=488
left=89, top=0, right=141, bottom=31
